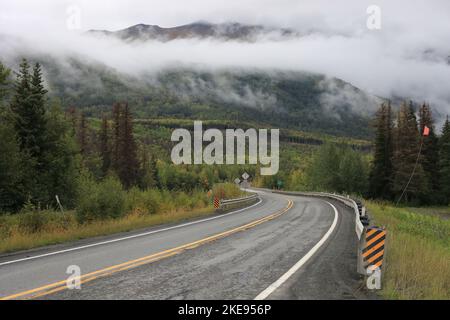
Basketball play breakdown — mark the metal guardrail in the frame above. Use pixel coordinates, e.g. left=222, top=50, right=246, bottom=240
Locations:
left=218, top=194, right=259, bottom=211
left=269, top=190, right=367, bottom=239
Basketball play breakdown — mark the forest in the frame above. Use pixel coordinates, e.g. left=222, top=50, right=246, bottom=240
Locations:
left=0, top=58, right=449, bottom=255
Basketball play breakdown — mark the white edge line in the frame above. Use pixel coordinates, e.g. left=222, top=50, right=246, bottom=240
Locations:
left=254, top=201, right=339, bottom=300
left=0, top=197, right=263, bottom=267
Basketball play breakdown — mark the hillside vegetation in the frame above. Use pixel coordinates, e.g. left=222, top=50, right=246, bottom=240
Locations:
left=37, top=57, right=378, bottom=138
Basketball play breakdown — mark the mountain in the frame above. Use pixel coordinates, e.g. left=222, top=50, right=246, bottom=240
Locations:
left=87, top=22, right=299, bottom=42
left=0, top=21, right=381, bottom=139
left=34, top=55, right=379, bottom=138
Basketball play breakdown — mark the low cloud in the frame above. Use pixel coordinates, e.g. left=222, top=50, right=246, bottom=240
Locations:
left=159, top=71, right=279, bottom=111
left=1, top=0, right=450, bottom=122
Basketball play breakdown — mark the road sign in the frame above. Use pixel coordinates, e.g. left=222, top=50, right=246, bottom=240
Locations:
left=363, top=227, right=386, bottom=271
left=277, top=180, right=283, bottom=189
left=213, top=197, right=220, bottom=209
left=234, top=178, right=241, bottom=185
left=242, top=172, right=249, bottom=180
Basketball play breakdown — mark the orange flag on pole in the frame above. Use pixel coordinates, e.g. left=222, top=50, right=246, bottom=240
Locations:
left=423, top=126, right=430, bottom=136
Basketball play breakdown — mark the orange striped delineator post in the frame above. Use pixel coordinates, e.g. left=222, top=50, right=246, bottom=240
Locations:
left=213, top=197, right=220, bottom=209
left=362, top=227, right=386, bottom=271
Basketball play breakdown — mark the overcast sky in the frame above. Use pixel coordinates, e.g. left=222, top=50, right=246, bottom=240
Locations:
left=1, top=0, right=450, bottom=121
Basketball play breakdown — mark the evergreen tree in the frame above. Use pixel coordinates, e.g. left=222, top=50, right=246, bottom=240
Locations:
left=11, top=60, right=47, bottom=159
left=0, top=61, right=26, bottom=212
left=0, top=123, right=27, bottom=212
left=78, top=113, right=88, bottom=157
left=110, top=102, right=139, bottom=188
left=30, top=63, right=47, bottom=110
left=439, top=117, right=450, bottom=204
left=368, top=102, right=393, bottom=199
left=418, top=103, right=440, bottom=203
left=391, top=102, right=429, bottom=204
left=118, top=103, right=139, bottom=188
left=38, top=100, right=81, bottom=207
left=6, top=60, right=80, bottom=209
left=100, top=115, right=111, bottom=176
left=111, top=103, right=122, bottom=171
left=138, top=145, right=158, bottom=189
left=0, top=61, right=11, bottom=103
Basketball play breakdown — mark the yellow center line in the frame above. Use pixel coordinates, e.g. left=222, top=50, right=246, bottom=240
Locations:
left=1, top=199, right=293, bottom=300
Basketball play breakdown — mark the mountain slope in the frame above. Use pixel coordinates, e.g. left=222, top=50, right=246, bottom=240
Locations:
left=37, top=56, right=379, bottom=138
left=87, top=22, right=298, bottom=42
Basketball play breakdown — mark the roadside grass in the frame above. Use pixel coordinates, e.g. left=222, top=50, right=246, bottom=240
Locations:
left=0, top=183, right=249, bottom=254
left=366, top=201, right=450, bottom=300
left=404, top=206, right=450, bottom=220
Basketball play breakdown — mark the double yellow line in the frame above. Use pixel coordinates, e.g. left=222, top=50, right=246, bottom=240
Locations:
left=1, top=199, right=293, bottom=300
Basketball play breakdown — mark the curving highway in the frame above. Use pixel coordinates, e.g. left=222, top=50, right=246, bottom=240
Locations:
left=0, top=189, right=370, bottom=300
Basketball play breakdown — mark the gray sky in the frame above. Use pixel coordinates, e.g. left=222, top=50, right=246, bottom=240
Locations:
left=1, top=0, right=450, bottom=121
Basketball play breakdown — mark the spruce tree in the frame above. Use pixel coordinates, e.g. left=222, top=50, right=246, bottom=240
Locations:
left=391, top=102, right=429, bottom=204
left=0, top=123, right=26, bottom=212
left=119, top=103, right=139, bottom=188
left=100, top=115, right=111, bottom=176
left=0, top=61, right=11, bottom=103
left=110, top=102, right=139, bottom=188
left=0, top=61, right=26, bottom=212
left=78, top=113, right=88, bottom=157
left=368, top=102, right=393, bottom=199
left=11, top=60, right=47, bottom=159
left=111, top=103, right=122, bottom=171
left=30, top=63, right=47, bottom=109
left=418, top=103, right=440, bottom=203
left=7, top=60, right=80, bottom=208
left=439, top=117, right=450, bottom=204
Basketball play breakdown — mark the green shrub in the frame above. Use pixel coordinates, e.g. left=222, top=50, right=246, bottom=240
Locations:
left=76, top=175, right=126, bottom=223
left=125, top=187, right=162, bottom=215
left=212, top=183, right=245, bottom=200
left=18, top=210, right=49, bottom=233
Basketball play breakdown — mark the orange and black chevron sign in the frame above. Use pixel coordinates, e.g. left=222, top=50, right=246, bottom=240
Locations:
left=362, top=227, right=386, bottom=270
left=214, top=197, right=220, bottom=209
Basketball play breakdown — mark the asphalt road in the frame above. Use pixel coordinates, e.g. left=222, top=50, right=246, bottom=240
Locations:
left=0, top=189, right=372, bottom=300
